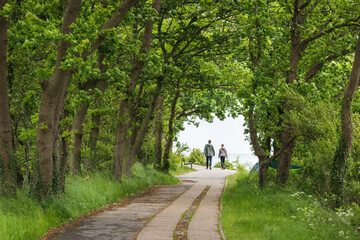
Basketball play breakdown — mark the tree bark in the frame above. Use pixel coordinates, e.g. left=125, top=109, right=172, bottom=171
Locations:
left=89, top=114, right=101, bottom=170
left=275, top=1, right=308, bottom=185
left=114, top=99, right=132, bottom=179
left=248, top=104, right=269, bottom=187
left=69, top=102, right=88, bottom=175
left=154, top=96, right=164, bottom=169
left=88, top=56, right=107, bottom=171
left=248, top=103, right=295, bottom=187
left=36, top=0, right=82, bottom=196
left=275, top=0, right=348, bottom=186
left=123, top=80, right=163, bottom=178
left=0, top=0, right=15, bottom=195
left=69, top=81, right=98, bottom=175
left=330, top=32, right=360, bottom=208
left=163, top=88, right=180, bottom=172
left=275, top=124, right=295, bottom=185
left=114, top=0, right=162, bottom=179
left=59, top=111, right=70, bottom=193
left=35, top=0, right=137, bottom=197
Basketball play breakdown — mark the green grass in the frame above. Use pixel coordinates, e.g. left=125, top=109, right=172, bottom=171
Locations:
left=169, top=164, right=195, bottom=175
left=221, top=170, right=359, bottom=240
left=0, top=163, right=179, bottom=240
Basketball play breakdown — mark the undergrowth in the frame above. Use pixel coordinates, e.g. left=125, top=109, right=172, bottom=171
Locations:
left=221, top=169, right=360, bottom=240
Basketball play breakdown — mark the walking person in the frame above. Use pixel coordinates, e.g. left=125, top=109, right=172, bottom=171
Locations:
left=203, top=140, right=215, bottom=170
left=218, top=144, right=228, bottom=170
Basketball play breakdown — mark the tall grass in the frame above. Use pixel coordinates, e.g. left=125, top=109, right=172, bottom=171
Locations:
left=0, top=163, right=179, bottom=240
left=221, top=169, right=359, bottom=240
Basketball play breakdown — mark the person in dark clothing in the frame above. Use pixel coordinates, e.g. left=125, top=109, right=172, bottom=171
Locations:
left=203, top=140, right=215, bottom=169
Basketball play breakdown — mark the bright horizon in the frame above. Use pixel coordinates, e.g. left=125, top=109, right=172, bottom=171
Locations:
left=176, top=116, right=253, bottom=156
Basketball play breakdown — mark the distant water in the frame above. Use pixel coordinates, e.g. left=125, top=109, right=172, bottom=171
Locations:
left=212, top=153, right=258, bottom=170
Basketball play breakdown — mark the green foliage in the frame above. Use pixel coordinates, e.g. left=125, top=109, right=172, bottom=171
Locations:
left=285, top=95, right=339, bottom=141
left=214, top=159, right=235, bottom=169
left=166, top=151, right=182, bottom=171
left=222, top=171, right=359, bottom=240
left=281, top=99, right=340, bottom=197
left=1, top=0, right=360, bottom=214
left=0, top=164, right=178, bottom=240
left=187, top=148, right=205, bottom=165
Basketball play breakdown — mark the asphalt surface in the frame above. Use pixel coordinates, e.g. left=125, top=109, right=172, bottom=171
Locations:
left=47, top=165, right=237, bottom=240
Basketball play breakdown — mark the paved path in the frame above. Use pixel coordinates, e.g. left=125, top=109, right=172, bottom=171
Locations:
left=47, top=165, right=236, bottom=240
left=138, top=165, right=236, bottom=240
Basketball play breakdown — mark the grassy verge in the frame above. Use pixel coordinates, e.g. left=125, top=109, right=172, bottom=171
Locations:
left=221, top=169, right=359, bottom=240
left=0, top=163, right=179, bottom=240
left=169, top=164, right=195, bottom=175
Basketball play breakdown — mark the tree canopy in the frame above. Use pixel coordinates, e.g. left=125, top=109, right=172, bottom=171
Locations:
left=0, top=0, right=360, bottom=208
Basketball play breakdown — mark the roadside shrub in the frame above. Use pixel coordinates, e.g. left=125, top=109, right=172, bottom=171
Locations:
left=214, top=160, right=235, bottom=169
left=168, top=152, right=183, bottom=170
left=188, top=148, right=205, bottom=165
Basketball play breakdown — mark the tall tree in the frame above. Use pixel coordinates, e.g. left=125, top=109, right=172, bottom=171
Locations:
left=275, top=0, right=360, bottom=185
left=35, top=0, right=139, bottom=197
left=0, top=0, right=15, bottom=195
left=69, top=54, right=106, bottom=175
left=330, top=32, right=360, bottom=208
left=114, top=0, right=162, bottom=179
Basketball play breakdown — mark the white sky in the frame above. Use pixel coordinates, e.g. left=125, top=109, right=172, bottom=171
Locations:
left=176, top=116, right=253, bottom=155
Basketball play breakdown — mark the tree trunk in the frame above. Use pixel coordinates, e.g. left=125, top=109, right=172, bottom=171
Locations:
left=88, top=56, right=107, bottom=170
left=122, top=80, right=163, bottom=178
left=0, top=0, right=15, bottom=196
left=89, top=113, right=101, bottom=170
left=276, top=104, right=295, bottom=185
left=35, top=0, right=137, bottom=197
left=248, top=104, right=268, bottom=188
left=275, top=128, right=295, bottom=185
left=154, top=97, right=164, bottom=169
left=330, top=32, right=360, bottom=208
left=163, top=88, right=180, bottom=172
left=69, top=81, right=97, bottom=175
left=274, top=2, right=304, bottom=186
left=53, top=134, right=60, bottom=172
left=114, top=80, right=163, bottom=179
left=69, top=102, right=88, bottom=175
left=114, top=0, right=162, bottom=179
left=248, top=103, right=293, bottom=187
left=35, top=0, right=82, bottom=197
left=59, top=126, right=70, bottom=192
left=114, top=100, right=131, bottom=179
